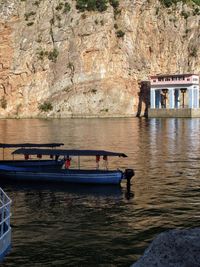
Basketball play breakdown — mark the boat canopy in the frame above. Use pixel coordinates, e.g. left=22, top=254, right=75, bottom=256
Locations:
left=12, top=148, right=127, bottom=157
left=0, top=143, right=64, bottom=148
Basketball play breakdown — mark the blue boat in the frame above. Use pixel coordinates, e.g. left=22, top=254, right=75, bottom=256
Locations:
left=0, top=148, right=134, bottom=185
left=0, top=143, right=64, bottom=169
left=0, top=188, right=11, bottom=262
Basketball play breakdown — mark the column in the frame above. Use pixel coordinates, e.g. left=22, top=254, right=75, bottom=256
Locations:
left=169, top=88, right=174, bottom=109
left=155, top=90, right=161, bottom=108
left=197, top=87, right=199, bottom=108
left=174, top=89, right=179, bottom=108
left=150, top=88, right=155, bottom=108
left=188, top=87, right=193, bottom=108
left=193, top=87, right=199, bottom=108
left=158, top=90, right=162, bottom=108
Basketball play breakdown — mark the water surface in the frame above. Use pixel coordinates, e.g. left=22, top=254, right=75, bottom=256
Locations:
left=1, top=118, right=200, bottom=266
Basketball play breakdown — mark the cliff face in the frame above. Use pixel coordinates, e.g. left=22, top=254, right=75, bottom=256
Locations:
left=0, top=0, right=200, bottom=118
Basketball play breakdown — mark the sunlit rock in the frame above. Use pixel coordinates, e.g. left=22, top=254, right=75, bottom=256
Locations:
left=0, top=1, right=200, bottom=118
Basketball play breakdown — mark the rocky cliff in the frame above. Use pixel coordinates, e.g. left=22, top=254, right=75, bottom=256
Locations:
left=0, top=0, right=200, bottom=118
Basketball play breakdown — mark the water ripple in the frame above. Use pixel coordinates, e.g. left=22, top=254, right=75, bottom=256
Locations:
left=1, top=118, right=200, bottom=266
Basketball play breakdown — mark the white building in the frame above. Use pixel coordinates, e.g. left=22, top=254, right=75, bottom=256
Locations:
left=149, top=74, right=200, bottom=117
left=150, top=74, right=199, bottom=109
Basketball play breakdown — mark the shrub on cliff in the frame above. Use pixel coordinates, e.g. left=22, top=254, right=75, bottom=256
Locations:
left=160, top=0, right=200, bottom=7
left=64, top=2, right=71, bottom=13
left=76, top=0, right=108, bottom=12
left=193, top=0, right=200, bottom=5
left=38, top=101, right=53, bottom=112
left=189, top=46, right=198, bottom=57
left=1, top=96, right=7, bottom=109
left=116, top=30, right=125, bottom=38
left=160, top=0, right=177, bottom=7
left=48, top=49, right=59, bottom=62
left=109, top=0, right=119, bottom=9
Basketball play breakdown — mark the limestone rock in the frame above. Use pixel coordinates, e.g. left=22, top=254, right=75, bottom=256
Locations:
left=131, top=228, right=200, bottom=267
left=0, top=0, right=200, bottom=117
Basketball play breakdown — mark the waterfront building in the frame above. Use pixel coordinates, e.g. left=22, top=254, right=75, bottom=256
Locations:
left=148, top=74, right=200, bottom=117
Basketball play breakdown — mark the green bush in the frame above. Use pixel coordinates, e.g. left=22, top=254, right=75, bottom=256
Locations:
left=27, top=22, right=34, bottom=26
left=48, top=48, right=59, bottom=62
left=193, top=7, right=200, bottom=15
left=68, top=62, right=74, bottom=70
left=114, top=23, right=118, bottom=29
left=1, top=96, right=7, bottom=109
left=181, top=10, right=189, bottom=19
left=190, top=46, right=198, bottom=57
left=96, top=0, right=108, bottom=12
left=64, top=2, right=71, bottom=13
left=76, top=0, right=108, bottom=12
left=33, top=1, right=41, bottom=6
left=37, top=50, right=48, bottom=60
left=38, top=101, right=53, bottom=112
left=109, top=0, right=119, bottom=9
left=192, top=0, right=200, bottom=6
left=56, top=3, right=64, bottom=11
left=160, top=0, right=200, bottom=7
left=161, top=0, right=175, bottom=7
left=116, top=30, right=125, bottom=38
left=24, top=11, right=36, bottom=21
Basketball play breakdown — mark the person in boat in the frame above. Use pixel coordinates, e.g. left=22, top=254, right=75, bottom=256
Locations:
left=103, top=155, right=108, bottom=170
left=64, top=156, right=71, bottom=169
left=96, top=155, right=100, bottom=170
left=24, top=154, right=29, bottom=160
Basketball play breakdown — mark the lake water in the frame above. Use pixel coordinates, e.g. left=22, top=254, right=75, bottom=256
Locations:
left=1, top=118, right=200, bottom=267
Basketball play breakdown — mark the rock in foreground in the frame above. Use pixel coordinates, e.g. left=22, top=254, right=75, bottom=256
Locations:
left=131, top=228, right=200, bottom=267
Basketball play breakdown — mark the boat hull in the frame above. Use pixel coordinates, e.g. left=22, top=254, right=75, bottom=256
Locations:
left=0, top=168, right=124, bottom=185
left=0, top=160, right=63, bottom=168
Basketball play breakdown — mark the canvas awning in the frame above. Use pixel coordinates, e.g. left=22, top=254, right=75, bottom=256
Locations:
left=0, top=143, right=64, bottom=148
left=12, top=148, right=127, bottom=157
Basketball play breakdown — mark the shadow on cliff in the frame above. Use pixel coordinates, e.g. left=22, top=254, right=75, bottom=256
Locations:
left=136, top=81, right=150, bottom=118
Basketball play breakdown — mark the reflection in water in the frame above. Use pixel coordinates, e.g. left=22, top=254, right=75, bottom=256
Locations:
left=1, top=118, right=200, bottom=266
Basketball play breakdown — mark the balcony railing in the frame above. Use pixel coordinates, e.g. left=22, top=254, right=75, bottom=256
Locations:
left=0, top=188, right=11, bottom=261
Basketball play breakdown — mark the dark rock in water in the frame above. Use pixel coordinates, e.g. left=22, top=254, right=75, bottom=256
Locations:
left=131, top=228, right=200, bottom=267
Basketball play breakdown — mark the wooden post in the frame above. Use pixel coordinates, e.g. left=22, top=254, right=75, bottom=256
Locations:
left=180, top=88, right=187, bottom=108
left=162, top=89, right=168, bottom=108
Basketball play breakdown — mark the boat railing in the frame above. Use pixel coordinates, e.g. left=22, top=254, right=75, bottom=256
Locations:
left=0, top=188, right=11, bottom=260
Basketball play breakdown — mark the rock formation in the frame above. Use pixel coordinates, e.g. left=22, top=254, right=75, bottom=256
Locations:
left=131, top=228, right=200, bottom=267
left=0, top=0, right=199, bottom=118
